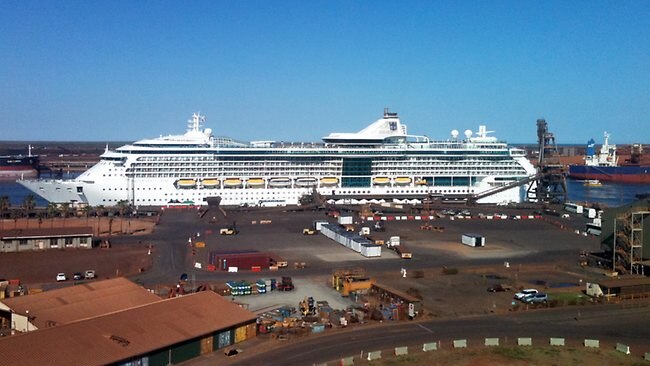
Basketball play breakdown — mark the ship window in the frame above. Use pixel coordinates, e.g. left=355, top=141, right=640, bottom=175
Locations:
left=77, top=187, right=83, bottom=193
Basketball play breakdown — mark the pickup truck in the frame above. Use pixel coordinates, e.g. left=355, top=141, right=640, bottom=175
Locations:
left=487, top=284, right=512, bottom=292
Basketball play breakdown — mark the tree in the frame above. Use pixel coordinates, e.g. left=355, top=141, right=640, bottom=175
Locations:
left=61, top=203, right=70, bottom=227
left=0, top=195, right=10, bottom=219
left=116, top=200, right=130, bottom=233
left=11, top=209, right=18, bottom=229
left=95, top=205, right=105, bottom=236
left=22, top=195, right=36, bottom=228
left=108, top=217, right=114, bottom=237
left=0, top=196, right=9, bottom=229
left=46, top=203, right=59, bottom=228
left=80, top=205, right=91, bottom=226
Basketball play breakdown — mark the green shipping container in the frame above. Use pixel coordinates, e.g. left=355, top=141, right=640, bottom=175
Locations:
left=170, top=339, right=201, bottom=364
left=147, top=349, right=169, bottom=366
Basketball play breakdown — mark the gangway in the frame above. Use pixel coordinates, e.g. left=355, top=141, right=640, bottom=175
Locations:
left=467, top=173, right=540, bottom=205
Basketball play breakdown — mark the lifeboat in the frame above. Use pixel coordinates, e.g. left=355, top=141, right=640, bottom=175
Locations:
left=320, top=177, right=339, bottom=186
left=295, top=177, right=318, bottom=187
left=269, top=177, right=292, bottom=188
left=415, top=179, right=428, bottom=186
left=247, top=178, right=265, bottom=188
left=202, top=178, right=220, bottom=188
left=176, top=179, right=197, bottom=188
left=372, top=177, right=390, bottom=185
left=394, top=177, right=412, bottom=185
left=223, top=178, right=243, bottom=188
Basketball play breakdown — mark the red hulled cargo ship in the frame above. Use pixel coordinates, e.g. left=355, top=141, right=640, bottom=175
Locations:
left=568, top=133, right=650, bottom=184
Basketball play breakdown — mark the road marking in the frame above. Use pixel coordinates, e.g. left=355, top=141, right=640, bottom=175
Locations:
left=416, top=323, right=433, bottom=333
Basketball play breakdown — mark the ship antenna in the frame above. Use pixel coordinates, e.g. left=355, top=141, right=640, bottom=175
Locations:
left=188, top=112, right=205, bottom=132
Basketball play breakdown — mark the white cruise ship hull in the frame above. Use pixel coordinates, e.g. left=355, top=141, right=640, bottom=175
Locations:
left=19, top=175, right=531, bottom=207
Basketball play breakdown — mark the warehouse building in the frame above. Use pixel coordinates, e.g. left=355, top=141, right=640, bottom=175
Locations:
left=0, top=277, right=160, bottom=332
left=0, top=290, right=257, bottom=366
left=0, top=227, right=93, bottom=252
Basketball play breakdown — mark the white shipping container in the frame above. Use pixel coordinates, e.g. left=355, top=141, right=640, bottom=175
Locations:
left=461, top=233, right=485, bottom=247
left=583, top=208, right=597, bottom=219
left=338, top=216, right=354, bottom=225
left=361, top=244, right=382, bottom=257
left=314, top=220, right=329, bottom=231
left=351, top=240, right=362, bottom=252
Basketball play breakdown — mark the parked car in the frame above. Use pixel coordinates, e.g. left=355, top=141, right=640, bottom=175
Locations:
left=56, top=273, right=67, bottom=282
left=84, top=270, right=96, bottom=280
left=487, top=284, right=513, bottom=292
left=514, top=289, right=538, bottom=300
left=522, top=293, right=548, bottom=304
left=72, top=272, right=83, bottom=281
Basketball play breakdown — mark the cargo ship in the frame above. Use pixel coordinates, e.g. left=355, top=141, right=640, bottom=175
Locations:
left=0, top=146, right=39, bottom=180
left=568, top=133, right=650, bottom=184
left=18, top=110, right=537, bottom=207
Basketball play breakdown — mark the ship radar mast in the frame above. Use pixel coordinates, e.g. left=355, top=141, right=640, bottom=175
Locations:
left=188, top=112, right=206, bottom=133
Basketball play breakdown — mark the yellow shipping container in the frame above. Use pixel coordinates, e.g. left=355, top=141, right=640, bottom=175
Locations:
left=234, top=325, right=247, bottom=343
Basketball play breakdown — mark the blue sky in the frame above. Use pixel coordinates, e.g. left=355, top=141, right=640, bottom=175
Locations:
left=1, top=1, right=648, bottom=144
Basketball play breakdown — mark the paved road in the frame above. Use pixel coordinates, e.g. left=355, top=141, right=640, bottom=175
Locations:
left=210, top=304, right=650, bottom=366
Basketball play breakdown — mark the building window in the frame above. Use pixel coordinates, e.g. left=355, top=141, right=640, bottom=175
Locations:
left=19, top=239, right=28, bottom=245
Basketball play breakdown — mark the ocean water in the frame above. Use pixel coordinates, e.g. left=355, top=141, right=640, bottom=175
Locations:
left=1, top=178, right=648, bottom=209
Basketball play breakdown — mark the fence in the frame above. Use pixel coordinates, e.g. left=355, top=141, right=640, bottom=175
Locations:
left=332, top=337, right=641, bottom=365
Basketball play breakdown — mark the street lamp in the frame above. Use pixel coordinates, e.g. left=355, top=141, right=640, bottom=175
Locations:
left=25, top=310, right=29, bottom=332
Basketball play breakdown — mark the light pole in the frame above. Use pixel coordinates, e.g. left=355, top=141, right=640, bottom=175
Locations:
left=25, top=310, right=29, bottom=332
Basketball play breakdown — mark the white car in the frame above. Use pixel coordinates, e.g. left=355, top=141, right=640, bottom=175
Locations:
left=514, top=289, right=538, bottom=301
left=56, top=273, right=67, bottom=282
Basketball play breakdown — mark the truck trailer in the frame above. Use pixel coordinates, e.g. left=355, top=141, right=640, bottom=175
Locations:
left=461, top=233, right=485, bottom=247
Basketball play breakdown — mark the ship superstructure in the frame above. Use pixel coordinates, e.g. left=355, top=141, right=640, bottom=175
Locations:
left=569, top=132, right=650, bottom=184
left=18, top=110, right=537, bottom=207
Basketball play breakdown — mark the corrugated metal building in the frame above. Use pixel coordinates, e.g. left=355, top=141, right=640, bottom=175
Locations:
left=0, top=290, right=257, bottom=366
left=598, top=277, right=650, bottom=296
left=0, top=277, right=160, bottom=332
left=0, top=227, right=93, bottom=252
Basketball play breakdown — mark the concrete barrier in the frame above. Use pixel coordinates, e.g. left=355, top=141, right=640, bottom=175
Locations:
left=367, top=351, right=381, bottom=361
left=550, top=338, right=565, bottom=346
left=485, top=338, right=500, bottom=347
left=423, top=342, right=438, bottom=352
left=518, top=337, right=532, bottom=346
left=453, top=339, right=467, bottom=348
left=616, top=343, right=630, bottom=354
left=395, top=346, right=408, bottom=356
left=584, top=339, right=600, bottom=348
left=340, top=356, right=354, bottom=365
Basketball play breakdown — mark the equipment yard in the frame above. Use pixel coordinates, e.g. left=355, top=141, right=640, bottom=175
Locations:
left=3, top=202, right=650, bottom=364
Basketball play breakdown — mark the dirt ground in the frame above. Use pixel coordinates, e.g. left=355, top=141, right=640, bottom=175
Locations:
left=0, top=216, right=157, bottom=287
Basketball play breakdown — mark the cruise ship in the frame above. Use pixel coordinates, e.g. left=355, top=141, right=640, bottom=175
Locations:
left=18, top=110, right=537, bottom=207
